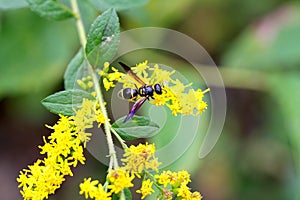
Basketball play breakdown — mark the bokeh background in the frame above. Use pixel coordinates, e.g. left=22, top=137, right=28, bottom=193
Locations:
left=1, top=0, right=300, bottom=199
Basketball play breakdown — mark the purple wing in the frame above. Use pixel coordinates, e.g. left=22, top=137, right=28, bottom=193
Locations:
left=124, top=97, right=147, bottom=122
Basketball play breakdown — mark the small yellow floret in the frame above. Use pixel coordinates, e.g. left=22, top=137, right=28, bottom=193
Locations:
left=121, top=143, right=161, bottom=174
left=136, top=179, right=155, bottom=199
left=107, top=168, right=134, bottom=194
left=79, top=178, right=111, bottom=200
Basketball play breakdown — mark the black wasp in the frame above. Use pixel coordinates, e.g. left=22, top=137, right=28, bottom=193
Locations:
left=118, top=62, right=163, bottom=122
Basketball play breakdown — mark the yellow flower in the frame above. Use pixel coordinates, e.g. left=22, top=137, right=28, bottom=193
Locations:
left=191, top=191, right=202, bottom=200
left=87, top=81, right=94, bottom=88
left=131, top=60, right=149, bottom=78
left=98, top=60, right=209, bottom=117
left=121, top=143, right=161, bottom=175
left=96, top=111, right=106, bottom=127
left=154, top=170, right=172, bottom=187
left=177, top=170, right=191, bottom=183
left=151, top=93, right=167, bottom=105
left=77, top=79, right=88, bottom=90
left=98, top=62, right=124, bottom=91
left=169, top=170, right=191, bottom=187
left=162, top=188, right=173, bottom=200
left=79, top=178, right=111, bottom=200
left=175, top=182, right=202, bottom=200
left=136, top=179, right=155, bottom=199
left=149, top=63, right=175, bottom=83
left=77, top=75, right=94, bottom=91
left=17, top=99, right=98, bottom=200
left=177, top=183, right=192, bottom=199
left=107, top=168, right=134, bottom=194
left=107, top=67, right=124, bottom=82
left=103, top=77, right=115, bottom=91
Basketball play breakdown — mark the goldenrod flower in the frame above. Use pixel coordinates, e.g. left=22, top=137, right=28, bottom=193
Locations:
left=191, top=191, right=203, bottom=200
left=154, top=170, right=172, bottom=187
left=155, top=170, right=191, bottom=188
left=103, top=77, right=115, bottom=91
left=177, top=183, right=192, bottom=199
left=79, top=178, right=111, bottom=200
left=17, top=99, right=99, bottom=200
left=175, top=182, right=202, bottom=200
left=98, top=62, right=124, bottom=91
left=154, top=170, right=201, bottom=200
left=77, top=76, right=94, bottom=91
left=107, top=168, right=134, bottom=194
left=172, top=170, right=191, bottom=187
left=99, top=60, right=209, bottom=117
left=162, top=188, right=173, bottom=200
left=136, top=179, right=155, bottom=199
left=121, top=143, right=161, bottom=175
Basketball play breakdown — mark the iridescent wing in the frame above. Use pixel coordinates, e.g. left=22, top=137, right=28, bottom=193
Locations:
left=124, top=97, right=147, bottom=122
left=118, top=62, right=146, bottom=86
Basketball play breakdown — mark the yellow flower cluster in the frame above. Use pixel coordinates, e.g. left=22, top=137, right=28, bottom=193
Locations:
left=121, top=142, right=161, bottom=175
left=17, top=99, right=101, bottom=200
left=79, top=168, right=135, bottom=200
left=79, top=143, right=202, bottom=200
left=80, top=178, right=111, bottom=200
left=79, top=143, right=159, bottom=199
left=136, top=179, right=154, bottom=199
left=155, top=170, right=202, bottom=200
left=77, top=75, right=94, bottom=91
left=100, top=61, right=209, bottom=116
left=107, top=168, right=135, bottom=194
left=98, top=62, right=124, bottom=91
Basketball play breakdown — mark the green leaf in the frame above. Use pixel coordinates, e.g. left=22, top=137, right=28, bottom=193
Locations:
left=64, top=49, right=84, bottom=90
left=0, top=0, right=28, bottom=9
left=26, top=0, right=75, bottom=20
left=41, top=89, right=95, bottom=116
left=123, top=188, right=132, bottom=200
left=112, top=188, right=132, bottom=200
left=112, top=116, right=160, bottom=140
left=269, top=73, right=300, bottom=162
left=89, top=0, right=149, bottom=11
left=85, top=8, right=120, bottom=68
left=0, top=9, right=77, bottom=98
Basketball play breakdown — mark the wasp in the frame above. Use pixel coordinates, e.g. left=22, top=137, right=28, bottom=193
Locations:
left=118, top=62, right=163, bottom=122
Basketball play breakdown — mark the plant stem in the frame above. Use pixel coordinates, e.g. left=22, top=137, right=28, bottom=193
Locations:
left=70, top=0, right=86, bottom=48
left=91, top=71, right=119, bottom=168
left=111, top=128, right=128, bottom=149
left=70, top=0, right=118, bottom=169
left=144, top=171, right=164, bottom=193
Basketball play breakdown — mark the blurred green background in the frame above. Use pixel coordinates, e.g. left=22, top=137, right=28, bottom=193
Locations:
left=1, top=0, right=300, bottom=199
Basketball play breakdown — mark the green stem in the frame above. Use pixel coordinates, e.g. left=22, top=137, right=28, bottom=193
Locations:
left=90, top=70, right=119, bottom=168
left=111, top=128, right=128, bottom=149
left=70, top=0, right=86, bottom=48
left=144, top=171, right=164, bottom=193
left=70, top=0, right=118, bottom=169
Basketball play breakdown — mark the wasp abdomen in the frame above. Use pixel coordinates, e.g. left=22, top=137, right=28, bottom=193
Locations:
left=119, top=88, right=138, bottom=99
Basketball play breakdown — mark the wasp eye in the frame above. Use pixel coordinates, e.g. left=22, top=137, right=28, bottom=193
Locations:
left=154, top=84, right=162, bottom=95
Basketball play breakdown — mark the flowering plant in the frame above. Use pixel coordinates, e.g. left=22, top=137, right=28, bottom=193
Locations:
left=17, top=1, right=209, bottom=199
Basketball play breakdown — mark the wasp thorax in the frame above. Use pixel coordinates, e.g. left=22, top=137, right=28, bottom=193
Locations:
left=139, top=85, right=154, bottom=97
